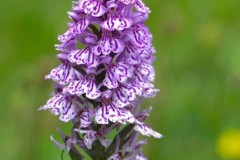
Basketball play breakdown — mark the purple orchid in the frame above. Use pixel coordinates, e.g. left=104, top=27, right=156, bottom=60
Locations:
left=40, top=0, right=162, bottom=159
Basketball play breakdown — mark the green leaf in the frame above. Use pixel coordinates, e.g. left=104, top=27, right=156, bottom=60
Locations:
left=81, top=147, right=96, bottom=160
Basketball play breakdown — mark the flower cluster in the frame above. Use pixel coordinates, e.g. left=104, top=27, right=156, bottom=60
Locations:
left=40, top=0, right=162, bottom=159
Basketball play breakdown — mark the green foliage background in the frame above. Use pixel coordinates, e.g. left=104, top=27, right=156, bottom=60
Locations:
left=0, top=0, right=240, bottom=159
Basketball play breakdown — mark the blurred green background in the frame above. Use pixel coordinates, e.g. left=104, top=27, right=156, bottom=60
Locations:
left=0, top=0, right=240, bottom=159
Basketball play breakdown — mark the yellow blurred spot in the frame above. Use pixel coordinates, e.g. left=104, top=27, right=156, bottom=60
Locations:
left=216, top=129, right=240, bottom=159
left=198, top=23, right=222, bottom=48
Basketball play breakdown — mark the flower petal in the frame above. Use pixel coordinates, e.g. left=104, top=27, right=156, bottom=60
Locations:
left=113, top=62, right=134, bottom=82
left=95, top=104, right=111, bottom=124
left=95, top=103, right=135, bottom=124
left=115, top=62, right=134, bottom=82
left=41, top=94, right=78, bottom=122
left=80, top=110, right=94, bottom=128
left=112, top=84, right=142, bottom=108
left=107, top=153, right=121, bottom=160
left=103, top=69, right=119, bottom=89
left=101, top=15, right=133, bottom=31
left=75, top=129, right=97, bottom=149
left=100, top=36, right=125, bottom=55
left=58, top=30, right=74, bottom=44
left=45, top=63, right=76, bottom=85
left=119, top=0, right=135, bottom=5
left=75, top=18, right=90, bottom=33
left=134, top=123, right=162, bottom=138
left=103, top=62, right=134, bottom=89
left=42, top=94, right=69, bottom=115
left=128, top=24, right=152, bottom=47
left=67, top=79, right=88, bottom=96
left=85, top=79, right=101, bottom=99
left=135, top=0, right=150, bottom=13
left=99, top=138, right=111, bottom=147
left=125, top=48, right=141, bottom=65
left=136, top=152, right=147, bottom=160
left=112, top=86, right=130, bottom=108
left=67, top=78, right=101, bottom=99
left=58, top=18, right=89, bottom=44
left=117, top=107, right=135, bottom=124
left=79, top=0, right=106, bottom=17
left=142, top=88, right=159, bottom=98
left=136, top=63, right=155, bottom=81
left=59, top=101, right=79, bottom=122
left=84, top=130, right=98, bottom=149
left=50, top=135, right=66, bottom=150
left=68, top=47, right=100, bottom=67
left=133, top=71, right=154, bottom=89
left=91, top=45, right=102, bottom=55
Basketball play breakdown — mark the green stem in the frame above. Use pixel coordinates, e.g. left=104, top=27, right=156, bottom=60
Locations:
left=69, top=145, right=84, bottom=160
left=95, top=140, right=106, bottom=160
